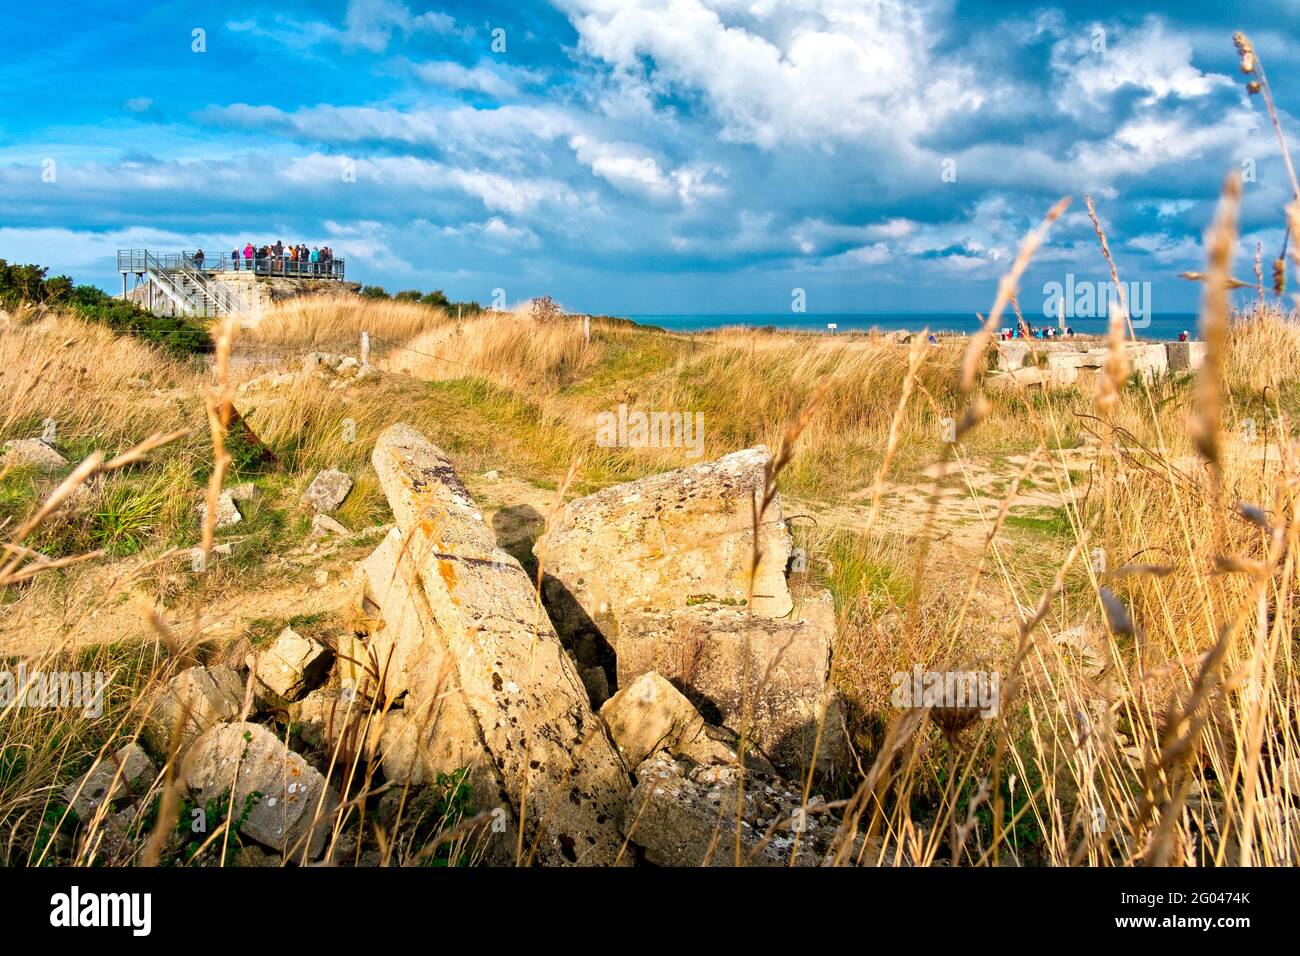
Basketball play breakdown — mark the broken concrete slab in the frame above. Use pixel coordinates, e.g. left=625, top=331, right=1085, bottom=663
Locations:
left=144, top=665, right=245, bottom=755
left=304, top=468, right=353, bottom=513
left=372, top=422, right=629, bottom=865
left=993, top=341, right=1031, bottom=371
left=251, top=627, right=332, bottom=702
left=599, top=671, right=707, bottom=770
left=63, top=743, right=156, bottom=821
left=356, top=528, right=430, bottom=702
left=352, top=528, right=516, bottom=856
left=1, top=438, right=67, bottom=472
left=1166, top=340, right=1207, bottom=372
left=182, top=721, right=339, bottom=861
left=310, top=513, right=350, bottom=538
left=985, top=364, right=1078, bottom=391
left=538, top=446, right=794, bottom=651
left=616, top=590, right=843, bottom=776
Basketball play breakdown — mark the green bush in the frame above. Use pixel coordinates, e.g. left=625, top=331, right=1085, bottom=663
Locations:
left=0, top=259, right=210, bottom=357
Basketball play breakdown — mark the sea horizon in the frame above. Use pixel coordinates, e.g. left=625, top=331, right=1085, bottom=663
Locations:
left=621, top=311, right=1208, bottom=341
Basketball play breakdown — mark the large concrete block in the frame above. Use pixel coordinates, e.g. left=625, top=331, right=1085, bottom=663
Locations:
left=538, top=447, right=794, bottom=651
left=1126, top=343, right=1168, bottom=380
left=1166, top=340, right=1207, bottom=372
left=372, top=423, right=629, bottom=865
left=181, top=722, right=339, bottom=861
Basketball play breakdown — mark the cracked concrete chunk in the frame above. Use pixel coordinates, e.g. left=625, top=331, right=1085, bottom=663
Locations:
left=252, top=627, right=332, bottom=702
left=182, top=722, right=338, bottom=861
left=63, top=743, right=156, bottom=821
left=304, top=468, right=353, bottom=513
left=617, top=590, right=844, bottom=775
left=144, top=665, right=245, bottom=755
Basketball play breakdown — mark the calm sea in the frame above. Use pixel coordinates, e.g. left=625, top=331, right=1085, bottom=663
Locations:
left=624, top=312, right=1203, bottom=342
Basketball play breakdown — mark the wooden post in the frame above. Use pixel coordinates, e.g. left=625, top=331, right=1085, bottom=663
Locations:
left=361, top=331, right=370, bottom=367
left=584, top=314, right=590, bottom=342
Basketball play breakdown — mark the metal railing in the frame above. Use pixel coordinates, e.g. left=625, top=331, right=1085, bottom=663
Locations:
left=173, top=258, right=249, bottom=318
left=117, top=249, right=346, bottom=280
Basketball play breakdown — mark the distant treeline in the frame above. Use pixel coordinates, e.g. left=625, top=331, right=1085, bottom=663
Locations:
left=0, top=259, right=211, bottom=357
left=359, top=284, right=484, bottom=315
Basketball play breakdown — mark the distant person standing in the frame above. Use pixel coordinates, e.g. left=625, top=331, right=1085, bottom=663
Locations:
left=231, top=247, right=241, bottom=271
left=193, top=248, right=205, bottom=270
left=310, top=246, right=320, bottom=275
left=1179, top=330, right=1189, bottom=342
left=243, top=242, right=254, bottom=269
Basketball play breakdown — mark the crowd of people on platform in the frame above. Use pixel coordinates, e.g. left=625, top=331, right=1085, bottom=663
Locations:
left=1000, top=323, right=1073, bottom=340
left=190, top=242, right=340, bottom=275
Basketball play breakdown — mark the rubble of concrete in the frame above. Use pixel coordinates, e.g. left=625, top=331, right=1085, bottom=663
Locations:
left=616, top=590, right=844, bottom=775
left=143, top=665, right=246, bottom=755
left=63, top=743, right=157, bottom=821
left=540, top=448, right=795, bottom=645
left=987, top=339, right=1199, bottom=392
left=250, top=626, right=332, bottom=702
left=60, top=428, right=868, bottom=867
left=538, top=446, right=843, bottom=776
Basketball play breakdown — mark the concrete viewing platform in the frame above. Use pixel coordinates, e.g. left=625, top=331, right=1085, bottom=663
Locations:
left=116, top=249, right=353, bottom=320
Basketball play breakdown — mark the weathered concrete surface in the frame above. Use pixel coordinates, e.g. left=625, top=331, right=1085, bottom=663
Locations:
left=1166, top=340, right=1207, bottom=372
left=353, top=527, right=520, bottom=864
left=538, top=447, right=794, bottom=651
left=144, top=665, right=245, bottom=755
left=1127, top=342, right=1169, bottom=380
left=993, top=342, right=1031, bottom=371
left=195, top=490, right=241, bottom=528
left=1, top=438, right=67, bottom=472
left=252, top=627, right=331, bottom=702
left=986, top=364, right=1079, bottom=391
left=372, top=423, right=629, bottom=865
left=599, top=672, right=707, bottom=770
left=616, top=590, right=843, bottom=775
left=63, top=743, right=156, bottom=821
left=625, top=752, right=847, bottom=867
left=304, top=468, right=353, bottom=513
left=357, top=529, right=430, bottom=702
left=182, top=721, right=338, bottom=860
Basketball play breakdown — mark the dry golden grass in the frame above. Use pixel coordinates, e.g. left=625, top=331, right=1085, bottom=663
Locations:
left=249, top=294, right=450, bottom=350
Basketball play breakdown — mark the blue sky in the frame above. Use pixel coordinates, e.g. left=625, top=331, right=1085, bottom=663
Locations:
left=1, top=0, right=1298, bottom=317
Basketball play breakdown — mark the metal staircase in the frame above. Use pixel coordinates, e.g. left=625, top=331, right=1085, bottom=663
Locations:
left=117, top=250, right=252, bottom=320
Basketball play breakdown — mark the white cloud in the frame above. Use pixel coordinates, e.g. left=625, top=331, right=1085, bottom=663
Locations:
left=559, top=0, right=982, bottom=147
left=1052, top=17, right=1233, bottom=115
left=229, top=0, right=462, bottom=55
left=412, top=59, right=545, bottom=99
